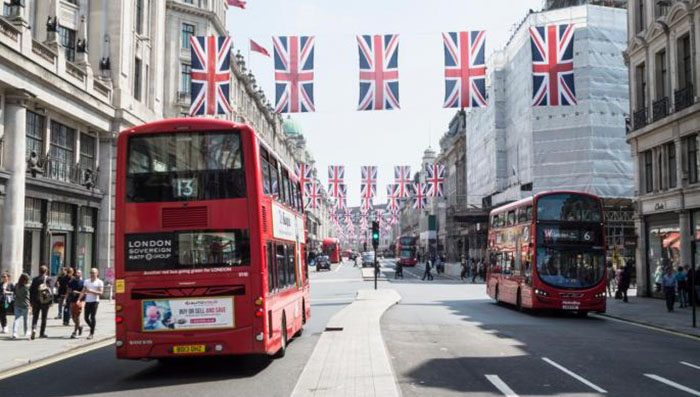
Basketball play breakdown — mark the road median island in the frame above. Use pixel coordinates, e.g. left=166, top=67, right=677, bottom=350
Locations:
left=291, top=288, right=402, bottom=397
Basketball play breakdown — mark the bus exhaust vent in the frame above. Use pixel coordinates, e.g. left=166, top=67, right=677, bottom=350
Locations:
left=162, top=206, right=208, bottom=228
left=262, top=206, right=268, bottom=233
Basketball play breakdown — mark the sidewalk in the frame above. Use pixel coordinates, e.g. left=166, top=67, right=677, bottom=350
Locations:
left=600, top=293, right=700, bottom=338
left=412, top=261, right=486, bottom=283
left=0, top=300, right=115, bottom=374
left=292, top=289, right=402, bottom=397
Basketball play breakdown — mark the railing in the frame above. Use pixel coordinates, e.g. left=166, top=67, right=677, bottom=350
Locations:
left=675, top=84, right=694, bottom=112
left=652, top=96, right=669, bottom=122
left=633, top=107, right=648, bottom=130
left=66, top=61, right=86, bottom=82
left=43, top=158, right=96, bottom=188
left=0, top=16, right=19, bottom=42
left=31, top=39, right=57, bottom=63
left=177, top=91, right=190, bottom=104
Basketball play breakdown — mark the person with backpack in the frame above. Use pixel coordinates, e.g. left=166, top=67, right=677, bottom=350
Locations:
left=29, top=265, right=53, bottom=339
left=12, top=273, right=30, bottom=339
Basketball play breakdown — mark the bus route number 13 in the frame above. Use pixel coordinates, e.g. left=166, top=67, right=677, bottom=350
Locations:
left=174, top=178, right=196, bottom=198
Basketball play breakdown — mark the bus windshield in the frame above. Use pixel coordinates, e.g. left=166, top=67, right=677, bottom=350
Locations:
left=537, top=193, right=601, bottom=222
left=399, top=249, right=413, bottom=260
left=126, top=131, right=245, bottom=202
left=536, top=247, right=605, bottom=289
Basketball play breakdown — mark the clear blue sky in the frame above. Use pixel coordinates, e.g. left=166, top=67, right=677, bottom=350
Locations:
left=227, top=0, right=544, bottom=207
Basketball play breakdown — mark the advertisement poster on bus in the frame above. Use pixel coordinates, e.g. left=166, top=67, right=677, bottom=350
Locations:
left=272, top=202, right=305, bottom=243
left=141, top=297, right=234, bottom=332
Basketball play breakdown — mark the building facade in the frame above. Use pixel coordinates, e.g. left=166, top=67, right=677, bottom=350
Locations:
left=626, top=0, right=700, bottom=297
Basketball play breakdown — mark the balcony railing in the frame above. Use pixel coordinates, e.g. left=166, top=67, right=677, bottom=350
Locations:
left=675, top=84, right=694, bottom=112
left=31, top=156, right=97, bottom=189
left=633, top=107, right=648, bottom=130
left=652, top=96, right=669, bottom=122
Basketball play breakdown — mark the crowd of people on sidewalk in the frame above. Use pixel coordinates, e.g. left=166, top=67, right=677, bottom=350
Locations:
left=652, top=264, right=700, bottom=313
left=0, top=265, right=104, bottom=340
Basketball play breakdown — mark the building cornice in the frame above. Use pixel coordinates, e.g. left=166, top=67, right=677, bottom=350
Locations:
left=166, top=1, right=227, bottom=35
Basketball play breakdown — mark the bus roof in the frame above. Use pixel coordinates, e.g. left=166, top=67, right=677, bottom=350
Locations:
left=322, top=237, right=339, bottom=244
left=489, top=190, right=601, bottom=216
left=121, top=118, right=252, bottom=136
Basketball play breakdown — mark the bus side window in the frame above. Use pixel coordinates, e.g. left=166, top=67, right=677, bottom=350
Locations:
left=296, top=182, right=304, bottom=213
left=260, top=147, right=271, bottom=195
left=267, top=242, right=276, bottom=294
left=276, top=243, right=286, bottom=289
left=525, top=206, right=533, bottom=222
left=287, top=243, right=297, bottom=287
left=269, top=157, right=280, bottom=198
left=507, top=211, right=516, bottom=226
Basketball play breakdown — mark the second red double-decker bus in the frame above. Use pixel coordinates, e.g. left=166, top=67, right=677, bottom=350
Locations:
left=395, top=235, right=418, bottom=266
left=114, top=118, right=309, bottom=360
left=486, top=191, right=606, bottom=315
left=322, top=237, right=341, bottom=263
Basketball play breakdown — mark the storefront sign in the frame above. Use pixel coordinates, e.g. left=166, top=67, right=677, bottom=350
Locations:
left=141, top=297, right=235, bottom=332
left=125, top=233, right=176, bottom=268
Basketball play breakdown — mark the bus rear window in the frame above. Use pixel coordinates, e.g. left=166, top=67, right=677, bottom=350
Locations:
left=124, top=230, right=250, bottom=271
left=126, top=131, right=245, bottom=202
left=537, top=194, right=601, bottom=222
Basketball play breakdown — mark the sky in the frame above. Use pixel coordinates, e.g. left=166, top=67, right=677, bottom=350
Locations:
left=226, top=0, right=544, bottom=207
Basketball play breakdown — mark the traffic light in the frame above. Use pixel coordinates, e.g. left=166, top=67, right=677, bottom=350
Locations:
left=371, top=221, right=380, bottom=249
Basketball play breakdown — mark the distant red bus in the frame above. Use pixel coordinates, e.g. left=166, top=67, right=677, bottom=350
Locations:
left=486, top=191, right=606, bottom=315
left=322, top=238, right=340, bottom=263
left=395, top=235, right=418, bottom=266
left=114, top=118, right=309, bottom=360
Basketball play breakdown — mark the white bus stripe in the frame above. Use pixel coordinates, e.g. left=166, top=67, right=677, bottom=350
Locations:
left=645, top=374, right=700, bottom=396
left=681, top=361, right=700, bottom=371
left=542, top=357, right=607, bottom=393
left=485, top=375, right=519, bottom=397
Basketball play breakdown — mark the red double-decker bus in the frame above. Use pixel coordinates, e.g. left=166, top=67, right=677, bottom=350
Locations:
left=486, top=191, right=606, bottom=316
left=395, top=235, right=418, bottom=266
left=322, top=238, right=341, bottom=263
left=114, top=118, right=309, bottom=360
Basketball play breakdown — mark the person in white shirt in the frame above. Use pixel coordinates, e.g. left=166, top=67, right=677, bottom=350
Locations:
left=78, top=268, right=104, bottom=340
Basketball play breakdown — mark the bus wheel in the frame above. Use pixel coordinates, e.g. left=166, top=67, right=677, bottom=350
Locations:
left=494, top=285, right=500, bottom=302
left=295, top=303, right=305, bottom=337
left=516, top=290, right=523, bottom=312
left=576, top=310, right=588, bottom=318
left=275, top=314, right=287, bottom=358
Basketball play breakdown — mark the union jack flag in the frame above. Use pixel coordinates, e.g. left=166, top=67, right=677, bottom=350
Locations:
left=189, top=36, right=233, bottom=116
left=360, top=166, right=377, bottom=198
left=443, top=31, right=487, bottom=108
left=530, top=24, right=576, bottom=107
left=425, top=163, right=445, bottom=197
left=386, top=184, right=400, bottom=211
left=360, top=194, right=374, bottom=212
left=328, top=165, right=345, bottom=198
left=413, top=183, right=428, bottom=209
left=394, top=166, right=411, bottom=198
left=357, top=34, right=400, bottom=111
left=305, top=179, right=322, bottom=210
left=295, top=162, right=312, bottom=189
left=273, top=36, right=316, bottom=113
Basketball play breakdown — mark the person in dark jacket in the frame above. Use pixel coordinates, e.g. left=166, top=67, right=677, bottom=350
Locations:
left=617, top=264, right=631, bottom=303
left=55, top=266, right=70, bottom=324
left=422, top=259, right=433, bottom=281
left=29, top=265, right=53, bottom=339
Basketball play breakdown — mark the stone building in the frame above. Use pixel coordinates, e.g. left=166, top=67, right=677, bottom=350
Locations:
left=625, top=0, right=700, bottom=297
left=0, top=0, right=329, bottom=281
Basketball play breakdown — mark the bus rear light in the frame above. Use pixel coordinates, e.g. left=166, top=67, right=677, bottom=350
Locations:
left=255, top=332, right=264, bottom=342
left=115, top=304, right=123, bottom=312
left=254, top=297, right=263, bottom=306
left=214, top=344, right=223, bottom=352
left=116, top=316, right=124, bottom=324
left=255, top=308, right=264, bottom=318
left=534, top=289, right=549, bottom=296
left=115, top=340, right=124, bottom=348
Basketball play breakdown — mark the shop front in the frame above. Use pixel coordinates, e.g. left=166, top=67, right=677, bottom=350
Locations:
left=645, top=213, right=681, bottom=298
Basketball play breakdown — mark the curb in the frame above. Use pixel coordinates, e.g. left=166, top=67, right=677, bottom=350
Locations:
left=0, top=335, right=115, bottom=380
left=593, top=313, right=700, bottom=341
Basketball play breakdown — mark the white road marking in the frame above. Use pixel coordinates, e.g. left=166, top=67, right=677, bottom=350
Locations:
left=542, top=357, right=607, bottom=393
left=334, top=262, right=344, bottom=273
left=485, top=375, right=519, bottom=397
left=681, top=361, right=700, bottom=371
left=645, top=374, right=700, bottom=396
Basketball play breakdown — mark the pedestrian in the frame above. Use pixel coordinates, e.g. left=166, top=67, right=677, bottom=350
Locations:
left=395, top=262, right=403, bottom=279
left=471, top=260, right=478, bottom=283
left=676, top=265, right=688, bottom=308
left=12, top=273, right=30, bottom=339
left=0, top=273, right=14, bottom=333
left=617, top=264, right=631, bottom=303
left=605, top=262, right=615, bottom=297
left=65, top=268, right=85, bottom=338
left=422, top=259, right=433, bottom=281
left=29, top=265, right=53, bottom=339
left=78, top=268, right=104, bottom=339
left=460, top=256, right=467, bottom=281
left=662, top=267, right=677, bottom=312
left=55, top=266, right=70, bottom=324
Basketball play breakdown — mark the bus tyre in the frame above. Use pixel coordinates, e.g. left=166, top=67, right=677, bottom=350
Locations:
left=494, top=285, right=499, bottom=303
left=516, top=290, right=523, bottom=312
left=275, top=314, right=287, bottom=358
left=577, top=310, right=588, bottom=318
left=295, top=303, right=305, bottom=337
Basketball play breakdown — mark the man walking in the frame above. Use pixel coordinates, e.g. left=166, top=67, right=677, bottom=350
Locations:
left=29, top=265, right=53, bottom=339
left=662, top=267, right=677, bottom=312
left=395, top=262, right=403, bottom=279
left=55, top=266, right=70, bottom=324
left=78, top=268, right=104, bottom=340
left=422, top=258, right=433, bottom=281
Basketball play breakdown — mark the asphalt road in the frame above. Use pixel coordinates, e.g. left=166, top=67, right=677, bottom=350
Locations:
left=380, top=259, right=700, bottom=397
left=0, top=259, right=363, bottom=397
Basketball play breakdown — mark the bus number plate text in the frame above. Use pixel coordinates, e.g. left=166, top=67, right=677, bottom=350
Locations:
left=173, top=344, right=205, bottom=354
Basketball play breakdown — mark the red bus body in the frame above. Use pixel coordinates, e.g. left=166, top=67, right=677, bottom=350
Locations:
left=322, top=238, right=341, bottom=263
left=486, top=191, right=606, bottom=314
left=395, top=235, right=418, bottom=266
left=114, top=119, right=310, bottom=360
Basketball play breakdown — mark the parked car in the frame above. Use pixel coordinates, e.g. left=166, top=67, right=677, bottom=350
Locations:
left=361, top=251, right=375, bottom=267
left=316, top=255, right=331, bottom=271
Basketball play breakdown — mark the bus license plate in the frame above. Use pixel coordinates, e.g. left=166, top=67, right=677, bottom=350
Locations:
left=562, top=301, right=580, bottom=310
left=173, top=345, right=205, bottom=354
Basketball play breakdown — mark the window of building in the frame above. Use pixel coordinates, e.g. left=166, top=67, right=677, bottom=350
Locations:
left=637, top=0, right=645, bottom=33
left=688, top=136, right=698, bottom=184
left=678, top=35, right=692, bottom=89
left=655, top=50, right=667, bottom=99
left=24, top=197, right=42, bottom=225
left=134, top=57, right=142, bottom=101
left=636, top=63, right=646, bottom=110
left=3, top=2, right=9, bottom=16
left=58, top=26, right=76, bottom=62
left=49, top=202, right=73, bottom=230
left=645, top=150, right=653, bottom=193
left=80, top=133, right=96, bottom=170
left=50, top=121, right=76, bottom=182
left=180, top=63, right=191, bottom=94
left=181, top=23, right=195, bottom=49
left=183, top=0, right=193, bottom=3
left=658, top=150, right=664, bottom=190
left=26, top=111, right=44, bottom=157
left=668, top=142, right=677, bottom=189
left=135, top=0, right=144, bottom=35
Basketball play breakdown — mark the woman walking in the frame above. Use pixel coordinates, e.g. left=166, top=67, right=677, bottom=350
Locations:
left=0, top=273, right=14, bottom=333
left=65, top=269, right=85, bottom=338
left=12, top=274, right=30, bottom=339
